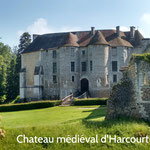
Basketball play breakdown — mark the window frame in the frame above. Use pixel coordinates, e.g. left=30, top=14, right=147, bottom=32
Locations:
left=71, top=62, right=75, bottom=72
left=53, top=62, right=57, bottom=73
left=72, top=76, right=75, bottom=82
left=82, top=62, right=86, bottom=72
left=90, top=60, right=93, bottom=71
left=113, top=74, right=117, bottom=83
left=112, top=61, right=118, bottom=72
left=52, top=50, right=56, bottom=58
left=53, top=75, right=57, bottom=83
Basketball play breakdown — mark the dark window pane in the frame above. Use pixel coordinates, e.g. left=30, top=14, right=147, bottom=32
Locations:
left=72, top=76, right=74, bottom=82
left=90, top=61, right=92, bottom=71
left=113, top=75, right=117, bottom=83
left=53, top=50, right=56, bottom=58
left=82, top=50, right=85, bottom=55
left=53, top=75, right=57, bottom=83
left=112, top=61, right=117, bottom=71
left=82, top=62, right=86, bottom=72
left=71, top=62, right=75, bottom=72
left=53, top=62, right=57, bottom=73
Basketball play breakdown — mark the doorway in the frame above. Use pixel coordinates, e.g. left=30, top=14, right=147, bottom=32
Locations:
left=81, top=78, right=89, bottom=93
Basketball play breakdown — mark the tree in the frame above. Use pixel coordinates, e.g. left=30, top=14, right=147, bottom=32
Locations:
left=6, top=54, right=18, bottom=101
left=0, top=43, right=12, bottom=103
left=18, top=32, right=31, bottom=53
left=16, top=32, right=31, bottom=72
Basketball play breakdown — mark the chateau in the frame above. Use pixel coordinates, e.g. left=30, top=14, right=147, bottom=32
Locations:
left=20, top=26, right=150, bottom=100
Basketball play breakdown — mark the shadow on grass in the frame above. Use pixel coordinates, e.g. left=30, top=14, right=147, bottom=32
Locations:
left=82, top=105, right=106, bottom=120
left=82, top=105, right=150, bottom=129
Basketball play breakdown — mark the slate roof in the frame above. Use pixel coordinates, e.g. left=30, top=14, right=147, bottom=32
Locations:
left=22, top=29, right=144, bottom=54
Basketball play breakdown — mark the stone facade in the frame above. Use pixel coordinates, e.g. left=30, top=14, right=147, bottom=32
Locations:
left=106, top=55, right=150, bottom=121
left=20, top=26, right=149, bottom=100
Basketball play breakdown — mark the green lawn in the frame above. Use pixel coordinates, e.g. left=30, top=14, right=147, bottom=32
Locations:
left=0, top=105, right=150, bottom=150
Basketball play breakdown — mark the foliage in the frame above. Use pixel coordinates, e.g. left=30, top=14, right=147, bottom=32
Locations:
left=11, top=95, right=20, bottom=104
left=6, top=54, right=18, bottom=101
left=0, top=95, right=6, bottom=103
left=132, top=53, right=150, bottom=63
left=0, top=100, right=61, bottom=112
left=74, top=98, right=108, bottom=106
left=0, top=43, right=12, bottom=102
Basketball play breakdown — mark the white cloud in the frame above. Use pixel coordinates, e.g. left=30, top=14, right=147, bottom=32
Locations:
left=141, top=13, right=150, bottom=24
left=140, top=13, right=150, bottom=37
left=27, top=18, right=54, bottom=34
left=17, top=18, right=82, bottom=37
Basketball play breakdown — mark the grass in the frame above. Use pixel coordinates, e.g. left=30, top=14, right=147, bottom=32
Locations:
left=0, top=105, right=150, bottom=150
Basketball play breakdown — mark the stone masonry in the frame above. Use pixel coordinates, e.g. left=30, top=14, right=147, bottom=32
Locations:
left=106, top=54, right=150, bottom=121
left=20, top=26, right=150, bottom=101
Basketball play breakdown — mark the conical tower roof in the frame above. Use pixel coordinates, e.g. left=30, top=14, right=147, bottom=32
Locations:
left=89, top=31, right=109, bottom=45
left=63, top=32, right=79, bottom=47
left=109, top=36, right=133, bottom=47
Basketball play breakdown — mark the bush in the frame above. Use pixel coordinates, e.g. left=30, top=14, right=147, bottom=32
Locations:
left=0, top=100, right=61, bottom=112
left=0, top=95, right=6, bottom=103
left=74, top=98, right=108, bottom=106
left=11, top=95, right=20, bottom=104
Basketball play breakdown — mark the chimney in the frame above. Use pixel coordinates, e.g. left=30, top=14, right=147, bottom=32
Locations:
left=130, top=26, right=135, bottom=38
left=91, top=27, right=95, bottom=35
left=116, top=26, right=120, bottom=37
left=33, top=34, right=39, bottom=41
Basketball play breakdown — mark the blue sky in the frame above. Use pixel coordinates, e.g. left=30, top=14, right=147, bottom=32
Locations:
left=1, top=0, right=150, bottom=48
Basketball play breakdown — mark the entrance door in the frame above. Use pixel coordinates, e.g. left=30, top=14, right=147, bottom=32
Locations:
left=81, top=78, right=89, bottom=93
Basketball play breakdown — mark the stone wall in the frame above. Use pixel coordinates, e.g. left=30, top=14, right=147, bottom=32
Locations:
left=106, top=54, right=150, bottom=121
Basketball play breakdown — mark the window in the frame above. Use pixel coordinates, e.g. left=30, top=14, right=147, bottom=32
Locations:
left=112, top=47, right=117, bottom=56
left=82, top=62, right=86, bottom=72
left=72, top=76, right=75, bottom=82
left=53, top=62, right=57, bottom=73
left=71, top=62, right=75, bottom=72
left=90, top=61, right=93, bottom=71
left=112, top=61, right=118, bottom=72
left=82, top=50, right=85, bottom=56
left=53, top=75, right=57, bottom=83
left=113, top=75, right=117, bottom=83
left=52, top=50, right=56, bottom=58
left=112, top=47, right=117, bottom=49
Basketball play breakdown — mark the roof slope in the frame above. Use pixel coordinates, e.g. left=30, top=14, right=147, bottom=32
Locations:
left=89, top=31, right=109, bottom=45
left=22, top=29, right=144, bottom=54
left=63, top=32, right=79, bottom=47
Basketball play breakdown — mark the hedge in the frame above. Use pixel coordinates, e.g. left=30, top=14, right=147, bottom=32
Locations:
left=74, top=98, right=108, bottom=106
left=0, top=100, right=61, bottom=112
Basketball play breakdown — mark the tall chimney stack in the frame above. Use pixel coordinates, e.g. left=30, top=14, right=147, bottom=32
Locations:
left=91, top=27, right=95, bottom=35
left=116, top=26, right=120, bottom=37
left=130, top=26, right=135, bottom=38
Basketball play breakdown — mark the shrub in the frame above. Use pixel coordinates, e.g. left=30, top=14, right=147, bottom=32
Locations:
left=74, top=98, right=108, bottom=106
left=0, top=100, right=61, bottom=112
left=11, top=95, right=20, bottom=104
left=0, top=95, right=6, bottom=103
